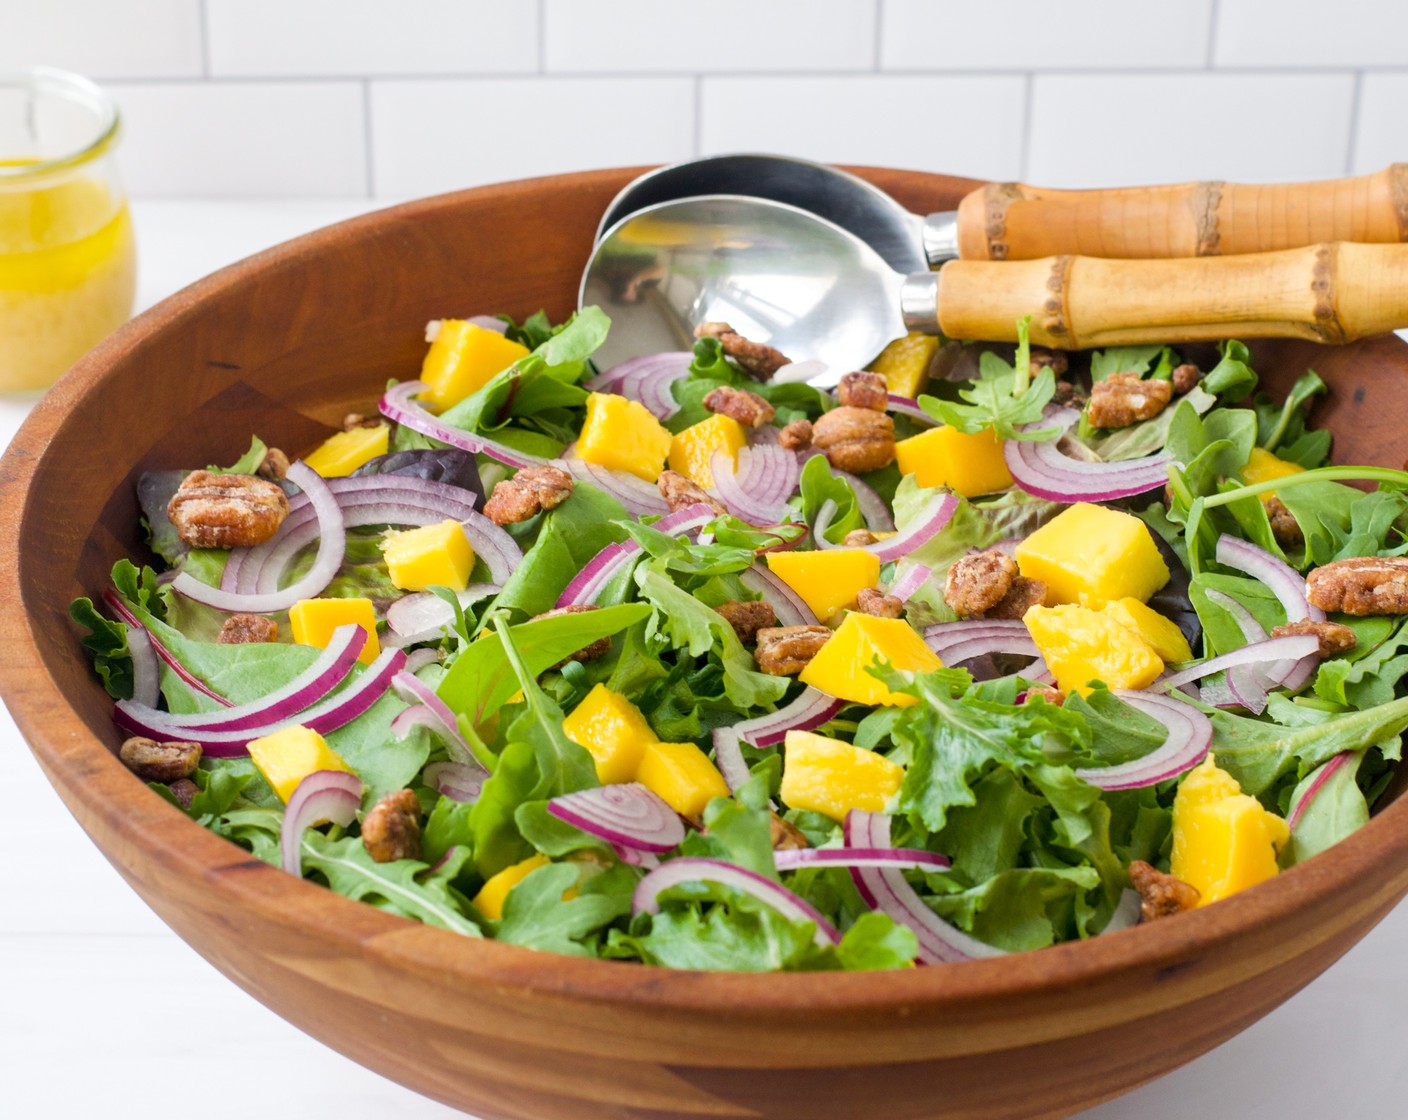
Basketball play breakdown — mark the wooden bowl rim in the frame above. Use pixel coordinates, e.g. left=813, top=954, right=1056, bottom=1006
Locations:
left=4, top=165, right=1408, bottom=1017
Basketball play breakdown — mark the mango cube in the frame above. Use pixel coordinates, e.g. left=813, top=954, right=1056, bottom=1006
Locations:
left=1242, top=446, right=1306, bottom=507
left=420, top=320, right=530, bottom=413
left=1171, top=754, right=1289, bottom=906
left=303, top=424, right=390, bottom=478
left=562, top=684, right=658, bottom=785
left=765, top=549, right=882, bottom=622
left=381, top=519, right=475, bottom=593
left=1024, top=603, right=1164, bottom=696
left=1015, top=502, right=1169, bottom=607
left=289, top=598, right=380, bottom=665
left=779, top=730, right=905, bottom=821
left=894, top=425, right=1013, bottom=497
left=667, top=413, right=748, bottom=488
left=1102, top=597, right=1193, bottom=663
left=577, top=392, right=674, bottom=482
left=246, top=724, right=354, bottom=804
left=799, top=611, right=942, bottom=707
left=870, top=332, right=939, bottom=399
left=472, top=853, right=549, bottom=921
left=635, top=741, right=729, bottom=819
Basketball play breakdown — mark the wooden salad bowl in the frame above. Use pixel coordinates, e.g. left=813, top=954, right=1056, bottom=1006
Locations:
left=3, top=166, right=1408, bottom=1120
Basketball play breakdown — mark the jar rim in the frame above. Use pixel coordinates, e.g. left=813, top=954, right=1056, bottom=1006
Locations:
left=0, top=67, right=120, bottom=181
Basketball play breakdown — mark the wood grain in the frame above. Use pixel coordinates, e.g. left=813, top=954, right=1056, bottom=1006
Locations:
left=3, top=165, right=1408, bottom=1120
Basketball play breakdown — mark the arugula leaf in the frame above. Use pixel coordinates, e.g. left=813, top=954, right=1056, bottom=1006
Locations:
left=1089, top=345, right=1176, bottom=383
left=1313, top=617, right=1408, bottom=709
left=919, top=365, right=1058, bottom=441
left=496, top=862, right=635, bottom=956
left=207, top=435, right=268, bottom=475
left=1200, top=339, right=1258, bottom=400
left=926, top=865, right=1101, bottom=951
left=112, top=558, right=168, bottom=621
left=669, top=337, right=831, bottom=430
left=68, top=596, right=133, bottom=699
left=1257, top=370, right=1328, bottom=457
left=1283, top=751, right=1369, bottom=867
left=798, top=455, right=864, bottom=543
left=834, top=912, right=918, bottom=970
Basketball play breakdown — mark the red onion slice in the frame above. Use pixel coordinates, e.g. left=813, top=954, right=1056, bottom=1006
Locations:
left=281, top=769, right=362, bottom=877
left=1215, top=534, right=1325, bottom=623
left=710, top=445, right=799, bottom=525
left=384, top=585, right=498, bottom=648
left=813, top=491, right=960, bottom=562
left=402, top=648, right=440, bottom=673
left=466, top=314, right=508, bottom=334
left=1005, top=407, right=1173, bottom=502
left=380, top=380, right=553, bottom=470
left=831, top=468, right=896, bottom=532
left=1102, top=889, right=1143, bottom=934
left=631, top=857, right=842, bottom=947
left=1202, top=587, right=1269, bottom=643
left=721, top=686, right=843, bottom=750
left=390, top=670, right=483, bottom=770
left=711, top=728, right=752, bottom=792
left=774, top=847, right=951, bottom=873
left=772, top=359, right=829, bottom=384
left=886, top=394, right=938, bottom=427
left=1154, top=633, right=1319, bottom=694
left=423, top=759, right=487, bottom=803
left=562, top=456, right=671, bottom=516
left=548, top=783, right=687, bottom=853
left=1287, top=751, right=1355, bottom=832
left=738, top=563, right=819, bottom=627
left=1072, top=690, right=1213, bottom=790
left=127, top=627, right=161, bottom=709
left=102, top=590, right=231, bottom=706
left=844, top=810, right=1003, bottom=964
left=586, top=352, right=691, bottom=420
left=556, top=503, right=717, bottom=608
left=1225, top=663, right=1271, bottom=715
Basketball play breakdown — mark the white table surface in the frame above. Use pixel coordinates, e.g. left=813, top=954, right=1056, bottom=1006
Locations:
left=4, top=199, right=1408, bottom=1120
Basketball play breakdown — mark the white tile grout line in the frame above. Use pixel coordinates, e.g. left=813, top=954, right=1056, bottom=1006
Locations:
left=1345, top=69, right=1364, bottom=174
left=1206, top=0, right=1221, bottom=68
left=198, top=0, right=212, bottom=78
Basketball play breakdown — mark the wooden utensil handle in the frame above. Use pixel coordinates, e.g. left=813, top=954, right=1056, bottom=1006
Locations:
left=953, top=167, right=1408, bottom=260
left=935, top=242, right=1408, bottom=349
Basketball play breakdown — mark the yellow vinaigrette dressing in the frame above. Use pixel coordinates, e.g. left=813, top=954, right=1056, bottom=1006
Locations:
left=0, top=160, right=135, bottom=391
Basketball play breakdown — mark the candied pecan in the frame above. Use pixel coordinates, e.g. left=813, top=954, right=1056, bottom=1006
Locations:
left=657, top=469, right=728, bottom=517
left=856, top=587, right=903, bottom=619
left=256, top=446, right=289, bottom=481
left=361, top=788, right=423, bottom=864
left=1171, top=363, right=1202, bottom=395
left=1271, top=618, right=1358, bottom=658
left=1307, top=557, right=1408, bottom=615
left=777, top=418, right=813, bottom=451
left=1129, top=860, right=1200, bottom=922
left=1029, top=348, right=1069, bottom=377
left=532, top=604, right=612, bottom=668
left=985, top=576, right=1047, bottom=621
left=703, top=385, right=775, bottom=428
left=843, top=528, right=880, bottom=547
left=119, top=737, right=202, bottom=784
left=217, top=613, right=278, bottom=645
left=1023, top=685, right=1065, bottom=706
left=1051, top=379, right=1087, bottom=408
left=811, top=407, right=895, bottom=473
left=167, top=470, right=290, bottom=549
left=694, top=321, right=790, bottom=380
left=944, top=550, right=1018, bottom=618
left=715, top=599, right=777, bottom=645
left=168, top=778, right=199, bottom=809
left=483, top=464, right=575, bottom=526
left=770, top=813, right=809, bottom=851
left=754, top=625, right=831, bottom=675
left=342, top=412, right=382, bottom=431
left=1086, top=372, right=1173, bottom=429
left=836, top=371, right=889, bottom=412
left=1266, top=496, right=1304, bottom=548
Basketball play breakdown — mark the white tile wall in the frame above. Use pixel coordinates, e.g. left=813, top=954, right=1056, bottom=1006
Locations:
left=2, top=3, right=1404, bottom=199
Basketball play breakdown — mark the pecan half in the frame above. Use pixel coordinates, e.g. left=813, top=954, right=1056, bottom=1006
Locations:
left=119, top=737, right=202, bottom=784
left=342, top=412, right=383, bottom=431
left=1271, top=618, right=1358, bottom=658
left=984, top=576, right=1047, bottom=620
left=715, top=599, right=777, bottom=645
left=843, top=528, right=880, bottom=547
left=1051, top=379, right=1087, bottom=408
left=361, top=788, right=422, bottom=864
left=167, top=471, right=290, bottom=549
left=703, top=385, right=775, bottom=428
left=1129, top=860, right=1200, bottom=922
left=532, top=604, right=612, bottom=668
left=1023, top=685, right=1065, bottom=706
left=695, top=321, right=790, bottom=380
left=777, top=418, right=813, bottom=451
left=1306, top=557, right=1408, bottom=615
left=1171, top=363, right=1202, bottom=395
left=944, top=550, right=1018, bottom=618
left=1266, top=496, right=1304, bottom=548
left=1086, top=372, right=1174, bottom=429
left=836, top=371, right=888, bottom=412
left=856, top=587, right=903, bottom=619
left=770, top=813, right=810, bottom=851
left=168, top=778, right=200, bottom=809
left=1029, top=348, right=1069, bottom=377
left=754, top=625, right=831, bottom=675
left=256, top=446, right=290, bottom=481
left=811, top=407, right=895, bottom=473
left=217, top=613, right=278, bottom=645
left=657, top=469, right=728, bottom=516
left=483, top=464, right=574, bottom=526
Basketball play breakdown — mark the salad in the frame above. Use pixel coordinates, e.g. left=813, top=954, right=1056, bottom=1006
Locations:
left=70, top=306, right=1408, bottom=972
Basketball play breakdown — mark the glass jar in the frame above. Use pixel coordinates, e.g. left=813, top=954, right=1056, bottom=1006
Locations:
left=0, top=68, right=135, bottom=393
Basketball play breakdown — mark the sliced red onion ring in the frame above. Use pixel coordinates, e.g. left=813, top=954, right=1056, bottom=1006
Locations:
left=886, top=564, right=931, bottom=604
left=390, top=670, right=483, bottom=769
left=1287, top=752, right=1354, bottom=832
left=466, top=314, right=507, bottom=334
left=1202, top=587, right=1269, bottom=643
left=555, top=503, right=717, bottom=608
left=102, top=590, right=232, bottom=706
left=402, top=648, right=441, bottom=673
left=1215, top=534, right=1325, bottom=623
left=1073, top=690, right=1213, bottom=790
left=711, top=728, right=752, bottom=792
left=831, top=468, right=895, bottom=532
left=384, top=585, right=498, bottom=648
left=614, top=845, right=662, bottom=869
left=562, top=456, right=671, bottom=516
left=1154, top=633, right=1319, bottom=694
left=721, top=686, right=843, bottom=750
left=774, top=847, right=951, bottom=873
left=886, top=394, right=938, bottom=427
left=771, top=359, right=828, bottom=384
left=281, top=769, right=363, bottom=877
left=423, top=760, right=486, bottom=803
left=738, top=563, right=818, bottom=626
left=380, top=380, right=552, bottom=470
left=631, top=857, right=841, bottom=947
left=1005, top=407, right=1173, bottom=502
left=844, top=810, right=1002, bottom=964
left=813, top=491, right=960, bottom=563
left=172, top=461, right=345, bottom=614
left=127, top=627, right=161, bottom=709
left=547, top=783, right=686, bottom=853
left=710, top=445, right=799, bottom=526
left=586, top=352, right=691, bottom=421
left=1102, top=889, right=1143, bottom=934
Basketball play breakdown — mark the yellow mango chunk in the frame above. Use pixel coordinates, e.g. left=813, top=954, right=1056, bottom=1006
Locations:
left=894, top=425, right=1013, bottom=497
left=1016, top=502, right=1169, bottom=607
left=577, top=392, right=674, bottom=482
left=780, top=729, right=905, bottom=822
left=799, top=611, right=942, bottom=707
left=765, top=549, right=882, bottom=622
left=289, top=598, right=380, bottom=665
left=246, top=724, right=354, bottom=804
left=562, top=683, right=658, bottom=785
left=420, top=320, right=530, bottom=413
left=1172, top=754, right=1289, bottom=906
left=1242, top=446, right=1306, bottom=505
left=303, top=424, right=390, bottom=478
left=1024, top=604, right=1164, bottom=696
left=381, top=519, right=475, bottom=593
left=472, top=853, right=549, bottom=920
left=635, top=741, right=729, bottom=819
left=1102, top=597, right=1193, bottom=663
left=667, top=413, right=748, bottom=488
left=870, top=332, right=938, bottom=398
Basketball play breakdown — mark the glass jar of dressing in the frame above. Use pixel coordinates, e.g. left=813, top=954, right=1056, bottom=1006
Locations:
left=0, top=69, right=135, bottom=393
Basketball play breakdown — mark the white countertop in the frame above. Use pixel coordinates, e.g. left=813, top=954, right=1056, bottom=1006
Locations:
left=4, top=199, right=1408, bottom=1120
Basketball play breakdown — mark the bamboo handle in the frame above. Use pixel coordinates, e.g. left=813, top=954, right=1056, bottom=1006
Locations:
left=934, top=242, right=1408, bottom=349
left=953, top=166, right=1408, bottom=261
